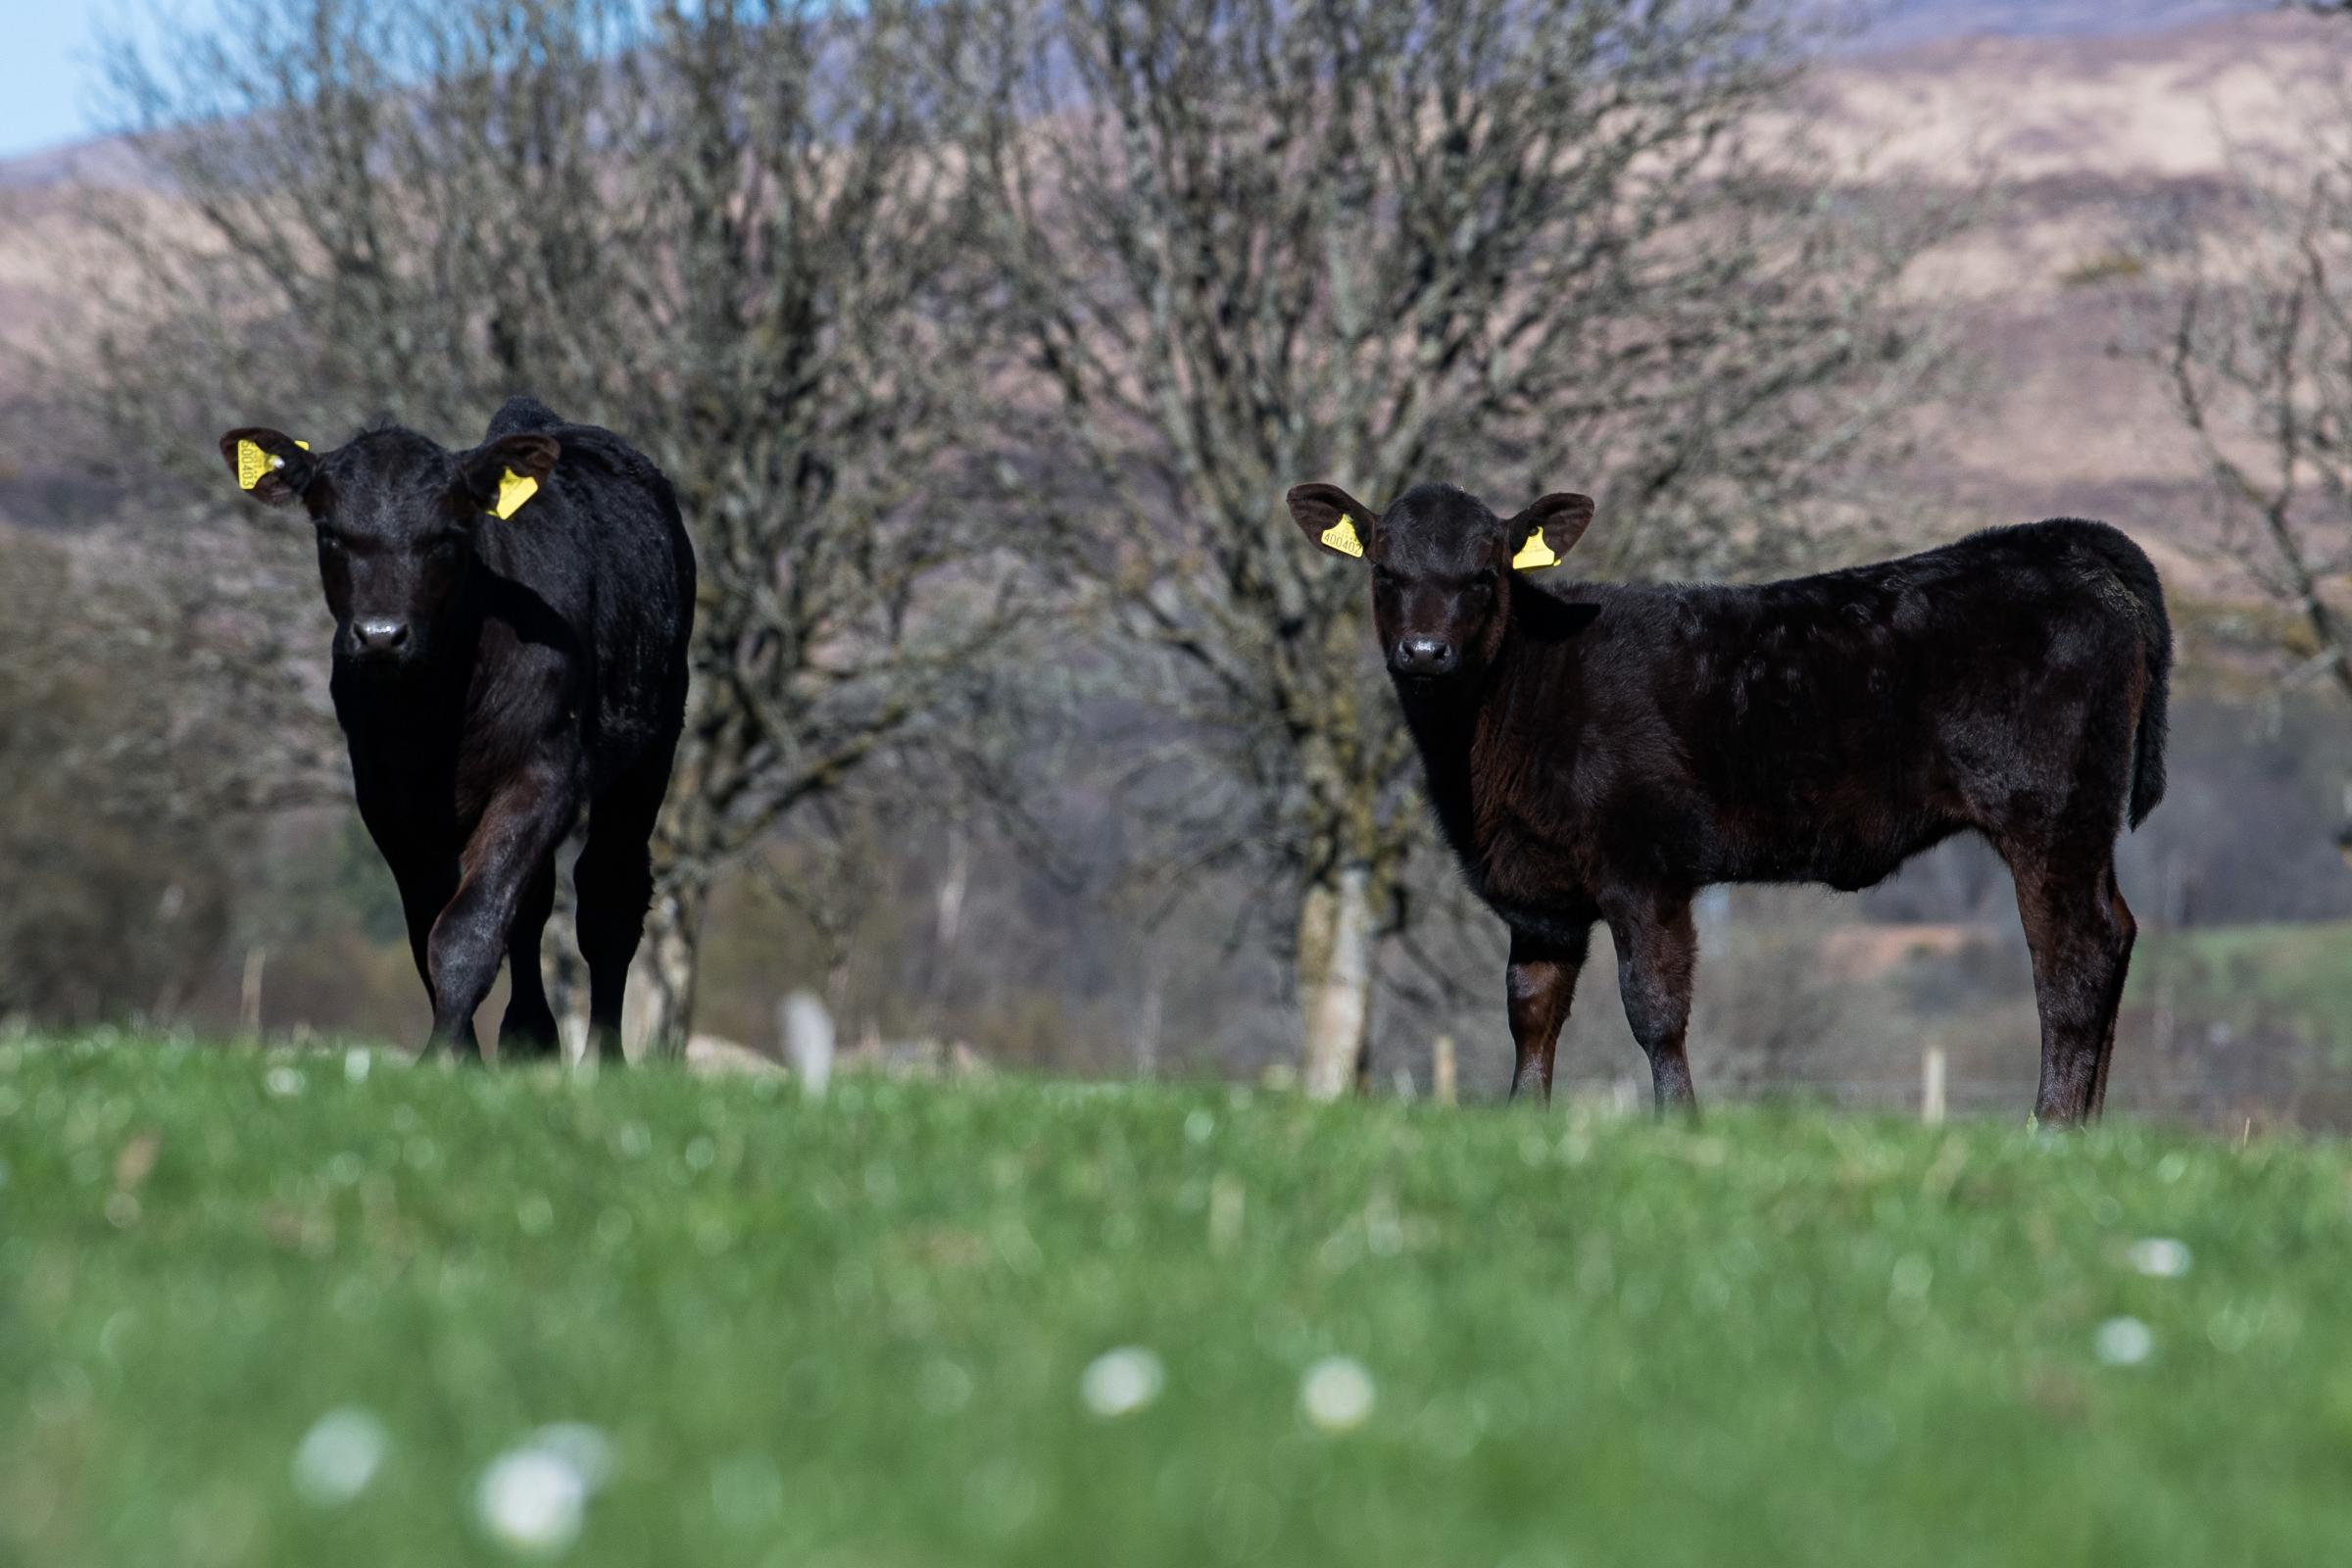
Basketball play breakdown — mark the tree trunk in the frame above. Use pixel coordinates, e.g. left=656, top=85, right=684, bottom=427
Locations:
left=626, top=878, right=707, bottom=1060
left=1298, top=862, right=1375, bottom=1100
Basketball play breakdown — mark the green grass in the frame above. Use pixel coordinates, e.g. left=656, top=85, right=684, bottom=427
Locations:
left=2130, top=919, right=2352, bottom=1054
left=4, top=1038, right=2351, bottom=1567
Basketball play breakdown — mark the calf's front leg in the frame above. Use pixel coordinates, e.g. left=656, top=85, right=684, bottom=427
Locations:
left=1505, top=924, right=1590, bottom=1103
left=1606, top=894, right=1699, bottom=1115
left=383, top=850, right=458, bottom=1023
left=426, top=760, right=578, bottom=1060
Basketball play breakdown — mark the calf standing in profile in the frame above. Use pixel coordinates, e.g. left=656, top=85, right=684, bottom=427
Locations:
left=222, top=397, right=694, bottom=1060
left=1288, top=481, right=2170, bottom=1125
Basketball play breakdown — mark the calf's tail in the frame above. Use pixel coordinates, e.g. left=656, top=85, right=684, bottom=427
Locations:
left=2130, top=619, right=2170, bottom=828
left=2088, top=526, right=2171, bottom=828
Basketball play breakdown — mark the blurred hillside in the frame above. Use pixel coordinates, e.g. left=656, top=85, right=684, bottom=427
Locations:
left=1818, top=10, right=2336, bottom=587
left=1853, top=0, right=2259, bottom=46
left=5, top=7, right=2321, bottom=567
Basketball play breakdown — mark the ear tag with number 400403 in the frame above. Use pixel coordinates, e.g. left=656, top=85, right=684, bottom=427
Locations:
left=1320, top=513, right=1364, bottom=558
left=491, top=468, right=539, bottom=520
left=235, top=437, right=310, bottom=491
left=1511, top=527, right=1559, bottom=570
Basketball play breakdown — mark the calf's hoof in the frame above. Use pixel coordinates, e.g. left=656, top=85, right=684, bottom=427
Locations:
left=498, top=1009, right=562, bottom=1063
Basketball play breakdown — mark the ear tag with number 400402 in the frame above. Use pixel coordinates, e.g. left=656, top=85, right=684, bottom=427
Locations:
left=1320, top=513, right=1364, bottom=558
left=235, top=437, right=310, bottom=491
left=491, top=468, right=539, bottom=520
left=1511, top=527, right=1559, bottom=570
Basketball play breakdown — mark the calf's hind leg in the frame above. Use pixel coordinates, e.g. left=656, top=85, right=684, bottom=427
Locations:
left=2007, top=849, right=2134, bottom=1127
left=1606, top=895, right=1699, bottom=1114
left=573, top=743, right=675, bottom=1062
left=2090, top=866, right=2137, bottom=1119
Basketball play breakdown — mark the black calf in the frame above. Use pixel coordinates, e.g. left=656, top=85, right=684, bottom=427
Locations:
left=222, top=397, right=694, bottom=1060
left=1289, top=480, right=2170, bottom=1124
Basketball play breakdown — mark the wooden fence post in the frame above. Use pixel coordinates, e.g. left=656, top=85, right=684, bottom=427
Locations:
left=239, top=945, right=267, bottom=1040
left=781, top=991, right=835, bottom=1100
left=1922, top=1045, right=1947, bottom=1126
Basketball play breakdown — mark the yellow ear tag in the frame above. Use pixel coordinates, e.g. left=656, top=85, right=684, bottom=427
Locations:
left=1511, top=527, right=1559, bottom=570
left=492, top=468, right=539, bottom=520
left=235, top=437, right=309, bottom=490
left=234, top=439, right=270, bottom=491
left=1319, top=513, right=1364, bottom=558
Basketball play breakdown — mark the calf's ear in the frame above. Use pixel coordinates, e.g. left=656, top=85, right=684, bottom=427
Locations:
left=460, top=433, right=560, bottom=520
left=1286, top=482, right=1378, bottom=560
left=219, top=427, right=316, bottom=507
left=1505, top=492, right=1593, bottom=571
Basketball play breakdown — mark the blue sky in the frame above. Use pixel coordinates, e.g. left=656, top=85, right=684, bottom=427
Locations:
left=2, top=3, right=111, bottom=158
left=0, top=0, right=2266, bottom=161
left=0, top=1, right=173, bottom=158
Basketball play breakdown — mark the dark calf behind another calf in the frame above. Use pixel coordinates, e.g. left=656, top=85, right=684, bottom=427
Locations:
left=221, top=396, right=694, bottom=1060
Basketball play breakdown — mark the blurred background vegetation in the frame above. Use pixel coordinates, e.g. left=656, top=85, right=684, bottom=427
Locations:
left=7, top=0, right=2352, bottom=1127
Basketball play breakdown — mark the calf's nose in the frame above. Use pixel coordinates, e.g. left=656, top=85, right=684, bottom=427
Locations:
left=352, top=618, right=411, bottom=656
left=1392, top=635, right=1456, bottom=676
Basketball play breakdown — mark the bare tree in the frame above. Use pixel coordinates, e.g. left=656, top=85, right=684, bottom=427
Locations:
left=2149, top=58, right=2352, bottom=875
left=0, top=531, right=236, bottom=1023
left=2162, top=157, right=2352, bottom=714
left=83, top=0, right=1031, bottom=1052
left=961, top=0, right=1950, bottom=1095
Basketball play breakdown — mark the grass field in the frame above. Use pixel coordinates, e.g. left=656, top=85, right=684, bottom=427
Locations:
left=4, top=1037, right=2350, bottom=1566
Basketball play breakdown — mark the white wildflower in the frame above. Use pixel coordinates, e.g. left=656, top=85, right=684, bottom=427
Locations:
left=1079, top=1348, right=1165, bottom=1418
left=1299, top=1356, right=1377, bottom=1434
left=2094, top=1316, right=2154, bottom=1367
left=293, top=1406, right=389, bottom=1505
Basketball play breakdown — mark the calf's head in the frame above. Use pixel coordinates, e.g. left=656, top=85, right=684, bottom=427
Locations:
left=219, top=424, right=558, bottom=669
left=1287, top=480, right=1593, bottom=681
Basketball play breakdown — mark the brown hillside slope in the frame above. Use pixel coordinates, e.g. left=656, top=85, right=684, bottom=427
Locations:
left=1811, top=13, right=2348, bottom=594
